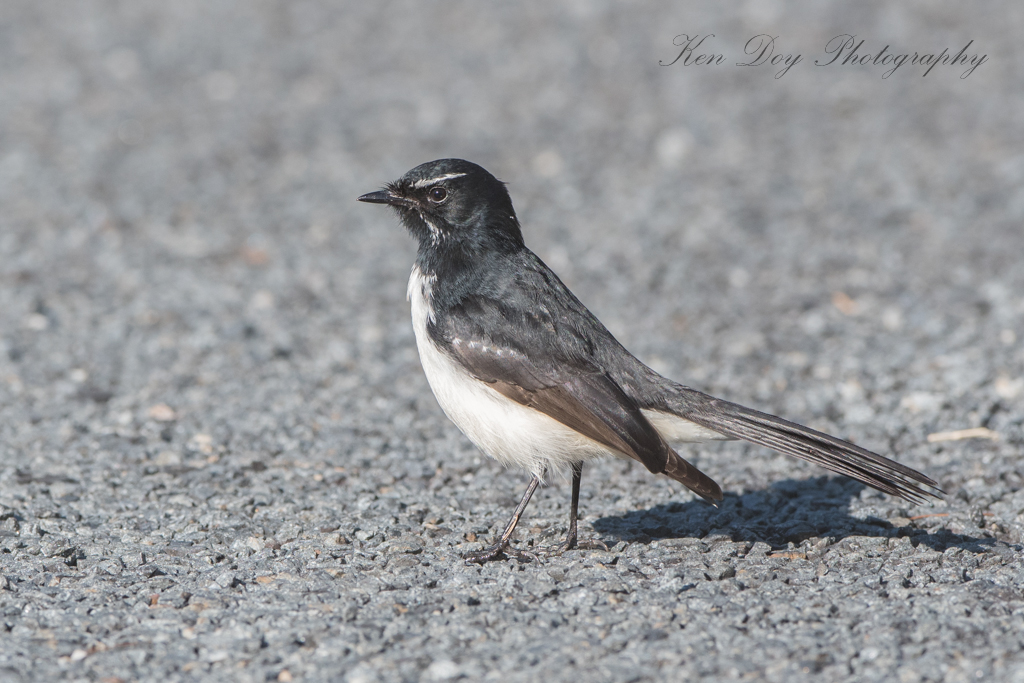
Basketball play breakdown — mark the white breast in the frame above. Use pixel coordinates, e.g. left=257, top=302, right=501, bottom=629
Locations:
left=406, top=266, right=727, bottom=478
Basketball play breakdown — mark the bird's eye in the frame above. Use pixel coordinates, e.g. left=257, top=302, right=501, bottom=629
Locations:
left=428, top=187, right=448, bottom=203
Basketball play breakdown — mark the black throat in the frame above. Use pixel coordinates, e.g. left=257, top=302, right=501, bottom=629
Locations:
left=404, top=209, right=524, bottom=313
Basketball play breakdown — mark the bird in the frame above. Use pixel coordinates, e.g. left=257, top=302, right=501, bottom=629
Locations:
left=358, top=158, right=942, bottom=564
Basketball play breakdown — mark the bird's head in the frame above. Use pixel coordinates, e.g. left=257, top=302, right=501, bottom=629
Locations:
left=359, top=159, right=523, bottom=258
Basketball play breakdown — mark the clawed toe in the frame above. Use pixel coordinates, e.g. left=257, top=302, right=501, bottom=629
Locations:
left=459, top=463, right=602, bottom=566
left=463, top=541, right=538, bottom=565
left=506, top=547, right=540, bottom=564
left=463, top=542, right=507, bottom=565
left=536, top=535, right=608, bottom=557
left=575, top=538, right=608, bottom=551
left=535, top=544, right=567, bottom=558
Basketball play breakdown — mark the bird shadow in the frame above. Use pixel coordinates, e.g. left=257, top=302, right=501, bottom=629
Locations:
left=592, top=476, right=1001, bottom=555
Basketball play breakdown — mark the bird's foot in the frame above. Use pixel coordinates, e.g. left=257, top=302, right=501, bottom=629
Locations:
left=536, top=535, right=608, bottom=557
left=463, top=540, right=538, bottom=565
left=576, top=538, right=609, bottom=551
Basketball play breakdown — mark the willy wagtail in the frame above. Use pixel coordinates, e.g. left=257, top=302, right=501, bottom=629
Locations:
left=359, top=159, right=941, bottom=564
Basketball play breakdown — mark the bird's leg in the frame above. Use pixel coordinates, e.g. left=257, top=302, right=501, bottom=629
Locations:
left=464, top=473, right=542, bottom=564
left=561, top=461, right=583, bottom=551
left=541, top=462, right=607, bottom=555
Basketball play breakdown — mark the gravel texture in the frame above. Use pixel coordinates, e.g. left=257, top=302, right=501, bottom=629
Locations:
left=1, top=2, right=1023, bottom=682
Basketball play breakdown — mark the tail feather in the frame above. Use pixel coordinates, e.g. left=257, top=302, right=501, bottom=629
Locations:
left=662, top=386, right=942, bottom=505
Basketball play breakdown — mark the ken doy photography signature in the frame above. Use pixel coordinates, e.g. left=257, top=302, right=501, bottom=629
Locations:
left=660, top=34, right=988, bottom=79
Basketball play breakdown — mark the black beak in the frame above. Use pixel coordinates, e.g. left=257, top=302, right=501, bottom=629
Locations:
left=358, top=190, right=400, bottom=205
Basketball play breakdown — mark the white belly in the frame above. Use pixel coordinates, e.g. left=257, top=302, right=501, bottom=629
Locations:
left=408, top=267, right=615, bottom=477
left=406, top=266, right=728, bottom=477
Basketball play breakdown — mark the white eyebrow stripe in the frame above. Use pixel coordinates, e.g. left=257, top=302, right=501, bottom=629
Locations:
left=411, top=172, right=467, bottom=188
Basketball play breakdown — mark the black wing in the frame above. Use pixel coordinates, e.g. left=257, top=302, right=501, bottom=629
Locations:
left=428, top=263, right=722, bottom=502
left=429, top=250, right=940, bottom=506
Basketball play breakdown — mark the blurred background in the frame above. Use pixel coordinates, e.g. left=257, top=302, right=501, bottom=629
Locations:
left=0, top=1, right=1022, bottom=681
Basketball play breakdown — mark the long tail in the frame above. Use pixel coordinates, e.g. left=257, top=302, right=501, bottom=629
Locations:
left=660, top=385, right=943, bottom=505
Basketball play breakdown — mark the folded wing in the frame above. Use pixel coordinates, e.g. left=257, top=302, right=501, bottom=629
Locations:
left=430, top=293, right=722, bottom=502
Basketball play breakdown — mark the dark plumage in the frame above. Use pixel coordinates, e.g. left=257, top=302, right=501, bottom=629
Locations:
left=359, top=158, right=941, bottom=563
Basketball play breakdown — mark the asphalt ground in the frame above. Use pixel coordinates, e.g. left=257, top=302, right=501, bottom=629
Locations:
left=1, top=2, right=1023, bottom=681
